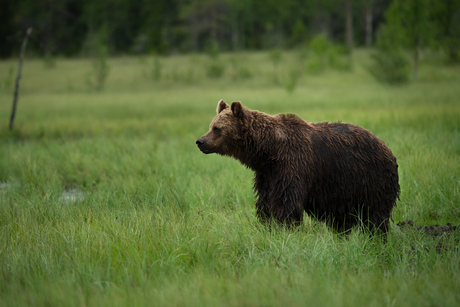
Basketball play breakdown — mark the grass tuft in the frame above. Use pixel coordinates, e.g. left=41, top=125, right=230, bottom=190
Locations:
left=1, top=50, right=459, bottom=306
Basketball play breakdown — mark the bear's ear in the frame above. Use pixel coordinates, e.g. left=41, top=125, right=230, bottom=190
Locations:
left=231, top=101, right=245, bottom=119
left=217, top=99, right=229, bottom=114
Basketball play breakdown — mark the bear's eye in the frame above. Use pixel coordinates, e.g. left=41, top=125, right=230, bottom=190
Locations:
left=212, top=127, right=221, bottom=135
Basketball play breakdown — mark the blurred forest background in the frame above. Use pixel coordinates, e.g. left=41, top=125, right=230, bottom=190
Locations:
left=1, top=0, right=459, bottom=63
left=1, top=1, right=460, bottom=305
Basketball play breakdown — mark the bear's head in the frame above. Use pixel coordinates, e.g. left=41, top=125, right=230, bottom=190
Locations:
left=196, top=99, right=246, bottom=158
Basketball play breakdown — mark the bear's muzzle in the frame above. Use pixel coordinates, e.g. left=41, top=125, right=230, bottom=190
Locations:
left=196, top=138, right=213, bottom=154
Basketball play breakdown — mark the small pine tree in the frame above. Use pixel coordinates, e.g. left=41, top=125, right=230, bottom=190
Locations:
left=85, top=27, right=110, bottom=91
left=309, top=34, right=330, bottom=71
left=431, top=0, right=460, bottom=63
left=368, top=23, right=410, bottom=85
left=376, top=0, right=432, bottom=78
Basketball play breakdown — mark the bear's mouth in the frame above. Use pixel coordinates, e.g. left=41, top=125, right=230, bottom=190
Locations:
left=199, top=148, right=212, bottom=154
left=196, top=138, right=214, bottom=154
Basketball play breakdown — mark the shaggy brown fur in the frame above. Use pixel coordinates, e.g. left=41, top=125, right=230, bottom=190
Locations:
left=196, top=100, right=400, bottom=234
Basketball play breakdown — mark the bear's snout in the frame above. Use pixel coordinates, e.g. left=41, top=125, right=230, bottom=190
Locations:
left=196, top=138, right=212, bottom=154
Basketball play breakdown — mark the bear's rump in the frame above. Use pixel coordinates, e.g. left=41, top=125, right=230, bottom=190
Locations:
left=302, top=126, right=398, bottom=229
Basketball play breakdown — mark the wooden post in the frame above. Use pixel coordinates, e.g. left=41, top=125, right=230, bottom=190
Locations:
left=9, top=27, right=32, bottom=131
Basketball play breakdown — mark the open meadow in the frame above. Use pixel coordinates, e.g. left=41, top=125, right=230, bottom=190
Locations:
left=1, top=50, right=459, bottom=306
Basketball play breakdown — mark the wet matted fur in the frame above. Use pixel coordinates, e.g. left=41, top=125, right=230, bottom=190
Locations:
left=197, top=100, right=400, bottom=234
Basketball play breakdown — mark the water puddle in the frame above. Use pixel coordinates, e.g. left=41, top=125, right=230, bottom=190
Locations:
left=60, top=188, right=84, bottom=203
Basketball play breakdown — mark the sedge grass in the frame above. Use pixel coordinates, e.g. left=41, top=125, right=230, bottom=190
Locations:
left=0, top=50, right=459, bottom=306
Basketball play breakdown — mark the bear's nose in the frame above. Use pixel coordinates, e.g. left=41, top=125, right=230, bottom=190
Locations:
left=196, top=138, right=204, bottom=146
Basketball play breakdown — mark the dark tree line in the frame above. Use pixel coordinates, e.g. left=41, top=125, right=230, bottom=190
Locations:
left=1, top=0, right=459, bottom=60
left=1, top=0, right=392, bottom=57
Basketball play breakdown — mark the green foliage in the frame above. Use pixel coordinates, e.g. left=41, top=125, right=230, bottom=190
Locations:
left=152, top=57, right=162, bottom=80
left=43, top=54, right=56, bottom=69
left=94, top=47, right=109, bottom=91
left=206, top=39, right=220, bottom=59
left=328, top=45, right=353, bottom=71
left=381, top=0, right=433, bottom=77
left=1, top=66, right=14, bottom=91
left=283, top=67, right=300, bottom=93
left=310, top=33, right=330, bottom=56
left=307, top=34, right=327, bottom=73
left=306, top=34, right=352, bottom=74
left=290, top=19, right=308, bottom=47
left=399, top=0, right=432, bottom=47
left=236, top=66, right=252, bottom=80
left=268, top=49, right=283, bottom=84
left=369, top=50, right=410, bottom=85
left=0, top=52, right=460, bottom=305
left=229, top=55, right=253, bottom=81
left=204, top=40, right=226, bottom=79
left=368, top=21, right=411, bottom=85
left=268, top=48, right=282, bottom=65
left=85, top=28, right=110, bottom=92
left=2, top=0, right=458, bottom=61
left=431, top=0, right=460, bottom=63
left=206, top=61, right=226, bottom=79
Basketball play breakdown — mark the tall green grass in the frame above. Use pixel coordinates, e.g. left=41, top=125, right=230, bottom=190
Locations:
left=1, top=51, right=459, bottom=306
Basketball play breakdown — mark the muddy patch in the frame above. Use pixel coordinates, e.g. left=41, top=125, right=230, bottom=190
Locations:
left=397, top=220, right=459, bottom=237
left=397, top=220, right=459, bottom=254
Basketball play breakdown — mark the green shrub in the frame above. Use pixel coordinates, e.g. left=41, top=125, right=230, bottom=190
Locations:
left=310, top=33, right=330, bottom=57
left=305, top=34, right=352, bottom=74
left=2, top=67, right=14, bottom=91
left=237, top=66, right=252, bottom=80
left=204, top=40, right=226, bottom=79
left=290, top=19, right=308, bottom=47
left=283, top=67, right=300, bottom=93
left=329, top=45, right=353, bottom=71
left=206, top=60, right=226, bottom=78
left=152, top=57, right=162, bottom=80
left=369, top=50, right=410, bottom=84
left=229, top=55, right=253, bottom=81
left=368, top=24, right=410, bottom=85
left=85, top=28, right=110, bottom=91
left=269, top=49, right=283, bottom=84
left=43, top=53, right=56, bottom=69
left=206, top=39, right=220, bottom=59
left=91, top=43, right=110, bottom=91
left=305, top=57, right=323, bottom=74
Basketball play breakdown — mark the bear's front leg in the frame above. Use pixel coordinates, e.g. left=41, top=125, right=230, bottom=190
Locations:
left=271, top=195, right=304, bottom=227
left=254, top=173, right=304, bottom=227
left=255, top=197, right=272, bottom=224
left=255, top=190, right=303, bottom=227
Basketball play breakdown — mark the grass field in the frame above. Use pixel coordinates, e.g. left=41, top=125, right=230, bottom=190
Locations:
left=1, top=50, right=459, bottom=306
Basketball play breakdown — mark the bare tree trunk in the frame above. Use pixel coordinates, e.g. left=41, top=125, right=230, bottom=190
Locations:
left=345, top=0, right=354, bottom=49
left=364, top=0, right=374, bottom=46
left=9, top=28, right=32, bottom=131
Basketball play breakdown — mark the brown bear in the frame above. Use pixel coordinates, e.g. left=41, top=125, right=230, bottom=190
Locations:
left=196, top=100, right=400, bottom=234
